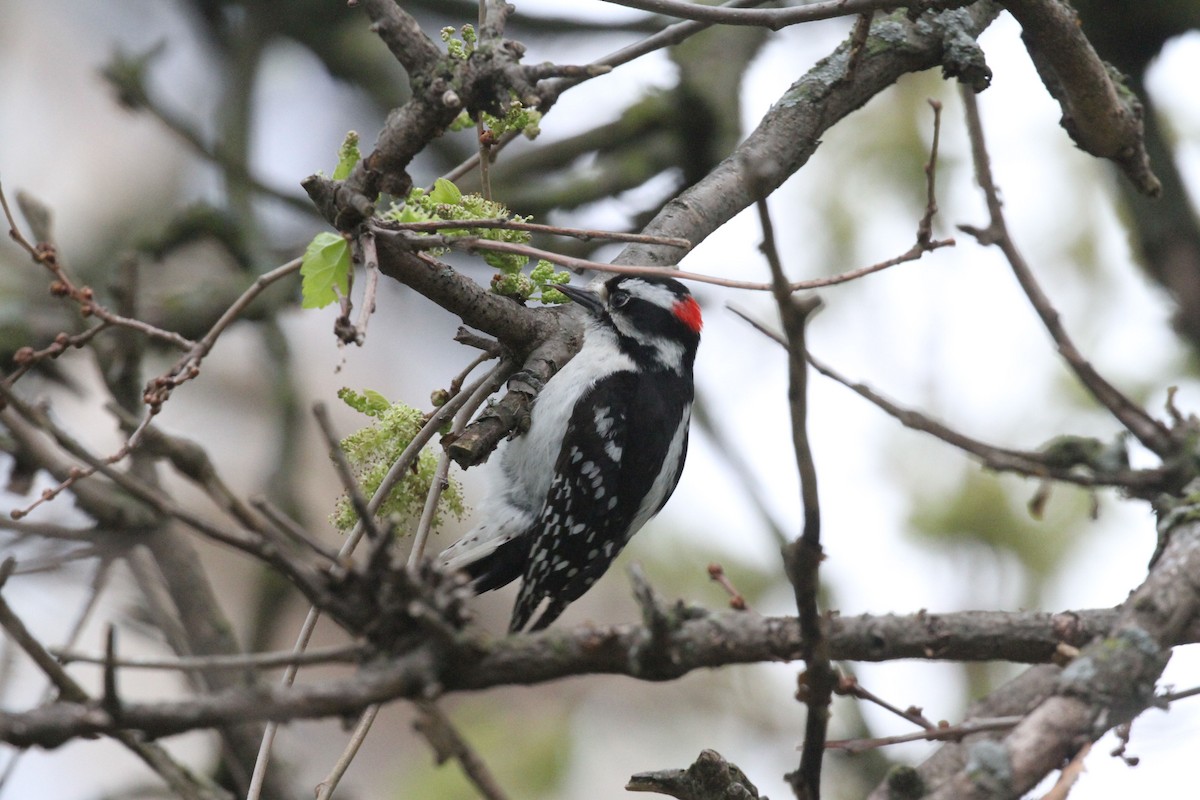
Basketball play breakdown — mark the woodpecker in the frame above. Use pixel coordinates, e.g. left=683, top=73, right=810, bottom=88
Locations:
left=439, top=274, right=702, bottom=632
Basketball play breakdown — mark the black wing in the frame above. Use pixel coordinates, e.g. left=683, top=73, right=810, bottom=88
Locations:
left=510, top=370, right=691, bottom=632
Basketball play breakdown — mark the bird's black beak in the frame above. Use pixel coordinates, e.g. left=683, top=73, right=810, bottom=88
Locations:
left=557, top=283, right=605, bottom=316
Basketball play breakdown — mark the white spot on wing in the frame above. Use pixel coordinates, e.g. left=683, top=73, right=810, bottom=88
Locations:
left=594, top=407, right=614, bottom=437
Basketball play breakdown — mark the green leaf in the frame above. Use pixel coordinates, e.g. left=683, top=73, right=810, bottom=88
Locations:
left=332, top=131, right=361, bottom=181
left=429, top=177, right=462, bottom=206
left=300, top=232, right=351, bottom=309
left=361, top=389, right=390, bottom=415
left=338, top=387, right=392, bottom=417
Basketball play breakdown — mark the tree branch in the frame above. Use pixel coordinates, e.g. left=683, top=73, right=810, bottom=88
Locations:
left=1001, top=0, right=1160, bottom=195
left=958, top=84, right=1176, bottom=459
left=920, top=505, right=1200, bottom=798
left=599, top=0, right=974, bottom=30
left=615, top=3, right=1000, bottom=267
left=7, top=604, right=1195, bottom=749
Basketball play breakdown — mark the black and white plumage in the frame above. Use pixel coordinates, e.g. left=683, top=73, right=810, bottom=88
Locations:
left=439, top=274, right=703, bottom=632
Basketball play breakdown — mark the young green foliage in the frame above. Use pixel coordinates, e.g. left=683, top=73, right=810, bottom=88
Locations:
left=299, top=132, right=362, bottom=308
left=331, top=389, right=464, bottom=535
left=496, top=259, right=571, bottom=304
left=337, top=387, right=391, bottom=417
left=300, top=232, right=351, bottom=309
left=449, top=98, right=543, bottom=141
left=332, top=130, right=361, bottom=181
left=441, top=24, right=476, bottom=60
left=442, top=24, right=540, bottom=141
left=384, top=180, right=572, bottom=303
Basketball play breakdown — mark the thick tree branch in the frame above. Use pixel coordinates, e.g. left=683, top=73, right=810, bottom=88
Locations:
left=615, top=3, right=1000, bottom=267
left=373, top=234, right=546, bottom=347
left=357, top=0, right=441, bottom=75
left=1001, top=0, right=1160, bottom=196
left=310, top=0, right=607, bottom=219
left=8, top=604, right=1197, bottom=749
left=919, top=506, right=1200, bottom=798
left=358, top=4, right=1003, bottom=473
left=370, top=235, right=586, bottom=468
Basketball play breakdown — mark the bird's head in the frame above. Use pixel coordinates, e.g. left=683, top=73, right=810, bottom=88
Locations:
left=558, top=275, right=702, bottom=372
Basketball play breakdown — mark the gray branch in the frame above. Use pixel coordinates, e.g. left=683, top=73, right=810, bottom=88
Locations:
left=8, top=603, right=1198, bottom=749
left=615, top=3, right=1001, bottom=267
left=1002, top=0, right=1160, bottom=196
left=891, top=501, right=1200, bottom=798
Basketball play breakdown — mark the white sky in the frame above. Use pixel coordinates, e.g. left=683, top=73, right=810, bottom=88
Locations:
left=2, top=2, right=1199, bottom=799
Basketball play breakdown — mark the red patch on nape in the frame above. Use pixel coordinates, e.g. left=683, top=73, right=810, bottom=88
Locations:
left=673, top=296, right=703, bottom=334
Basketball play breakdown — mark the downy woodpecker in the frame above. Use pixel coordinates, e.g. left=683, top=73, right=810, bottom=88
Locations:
left=440, top=275, right=702, bottom=631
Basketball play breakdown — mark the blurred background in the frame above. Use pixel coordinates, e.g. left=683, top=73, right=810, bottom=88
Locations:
left=2, top=1, right=1199, bottom=798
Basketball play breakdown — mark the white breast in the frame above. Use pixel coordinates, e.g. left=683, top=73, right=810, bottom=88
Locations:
left=439, top=322, right=633, bottom=568
left=500, top=323, right=634, bottom=508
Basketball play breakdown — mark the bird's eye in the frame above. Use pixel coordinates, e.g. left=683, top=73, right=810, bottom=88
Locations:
left=610, top=290, right=630, bottom=308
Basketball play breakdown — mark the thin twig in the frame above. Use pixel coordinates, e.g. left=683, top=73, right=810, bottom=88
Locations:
left=835, top=674, right=936, bottom=731
left=918, top=99, right=944, bottom=247
left=249, top=497, right=342, bottom=563
left=844, top=13, right=874, bottom=77
left=477, top=118, right=493, bottom=201
left=8, top=410, right=152, bottom=520
left=356, top=229, right=381, bottom=344
left=245, top=603, right=322, bottom=800
left=314, top=402, right=382, bottom=542
left=757, top=196, right=830, bottom=800
left=600, top=0, right=917, bottom=29
left=315, top=704, right=381, bottom=800
left=826, top=715, right=1023, bottom=754
left=707, top=563, right=748, bottom=610
left=409, top=452, right=453, bottom=567
left=449, top=349, right=499, bottom=395
left=52, top=643, right=364, bottom=672
left=727, top=304, right=1173, bottom=497
left=1, top=183, right=195, bottom=352
left=0, top=560, right=226, bottom=800
left=388, top=226, right=947, bottom=293
left=1161, top=684, right=1200, bottom=704
left=414, top=700, right=511, bottom=800
left=406, top=366, right=506, bottom=567
left=1, top=186, right=193, bottom=451
left=4, top=324, right=111, bottom=388
left=957, top=85, right=1174, bottom=457
left=145, top=258, right=302, bottom=411
left=247, top=363, right=510, bottom=799
left=384, top=216, right=691, bottom=249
